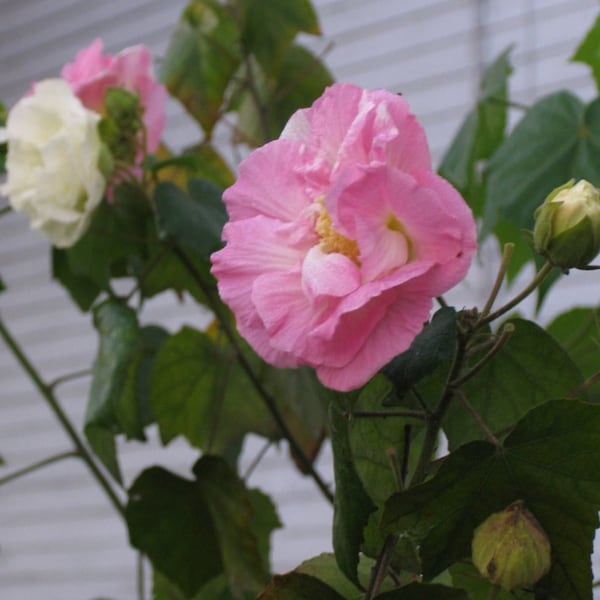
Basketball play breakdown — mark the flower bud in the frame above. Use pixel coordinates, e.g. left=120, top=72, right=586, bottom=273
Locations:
left=471, top=500, right=551, bottom=591
left=533, top=179, right=600, bottom=269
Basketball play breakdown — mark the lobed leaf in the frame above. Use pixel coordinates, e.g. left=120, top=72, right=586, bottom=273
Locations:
left=571, top=14, right=600, bottom=92
left=383, top=400, right=600, bottom=599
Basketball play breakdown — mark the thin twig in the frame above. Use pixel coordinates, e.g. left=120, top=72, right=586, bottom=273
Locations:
left=364, top=534, right=398, bottom=600
left=0, top=451, right=78, bottom=486
left=172, top=245, right=334, bottom=504
left=386, top=448, right=404, bottom=492
left=566, top=369, right=600, bottom=400
left=243, top=439, right=273, bottom=481
left=49, top=368, right=92, bottom=390
left=478, top=243, right=514, bottom=321
left=451, top=324, right=515, bottom=388
left=0, top=317, right=125, bottom=517
left=478, top=262, right=554, bottom=328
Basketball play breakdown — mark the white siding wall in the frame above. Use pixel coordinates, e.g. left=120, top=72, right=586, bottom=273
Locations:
left=1, top=1, right=599, bottom=598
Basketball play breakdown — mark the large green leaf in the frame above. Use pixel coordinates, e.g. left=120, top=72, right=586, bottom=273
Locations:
left=86, top=300, right=141, bottom=482
left=295, top=554, right=363, bottom=599
left=439, top=49, right=512, bottom=216
left=449, top=563, right=518, bottom=600
left=150, top=327, right=329, bottom=462
left=571, top=14, right=600, bottom=92
left=127, top=456, right=267, bottom=598
left=382, top=399, right=600, bottom=599
left=117, top=325, right=168, bottom=440
left=235, top=44, right=333, bottom=144
left=258, top=573, right=345, bottom=600
left=484, top=92, right=600, bottom=235
left=547, top=307, right=600, bottom=402
left=160, top=1, right=241, bottom=135
left=329, top=400, right=376, bottom=586
left=239, top=0, right=320, bottom=75
left=443, top=318, right=584, bottom=450
left=153, top=180, right=226, bottom=260
left=52, top=248, right=101, bottom=311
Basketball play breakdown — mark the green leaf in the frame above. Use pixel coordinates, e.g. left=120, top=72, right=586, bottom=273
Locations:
left=443, top=318, right=585, bottom=450
left=572, top=14, right=600, bottom=92
left=295, top=554, right=363, bottom=599
left=484, top=92, right=600, bottom=235
left=383, top=307, right=457, bottom=398
left=382, top=400, right=600, bottom=599
left=118, top=325, right=168, bottom=440
left=239, top=0, right=320, bottom=75
left=160, top=1, right=241, bottom=134
left=235, top=44, right=333, bottom=143
left=86, top=300, right=141, bottom=481
left=153, top=180, right=226, bottom=260
left=62, top=183, right=150, bottom=291
left=127, top=456, right=266, bottom=598
left=547, top=307, right=600, bottom=401
left=151, top=326, right=252, bottom=456
left=375, top=583, right=469, bottom=599
left=258, top=573, right=345, bottom=600
left=52, top=248, right=101, bottom=311
left=247, top=489, right=282, bottom=579
left=329, top=401, right=376, bottom=586
left=439, top=49, right=512, bottom=216
left=449, top=562, right=518, bottom=600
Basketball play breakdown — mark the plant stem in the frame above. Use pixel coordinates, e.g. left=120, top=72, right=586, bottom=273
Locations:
left=478, top=262, right=554, bottom=327
left=172, top=245, right=334, bottom=504
left=452, top=323, right=515, bottom=388
left=364, top=533, right=398, bottom=600
left=0, top=451, right=78, bottom=486
left=49, top=368, right=92, bottom=390
left=479, top=243, right=514, bottom=320
left=452, top=388, right=502, bottom=446
left=0, top=317, right=125, bottom=517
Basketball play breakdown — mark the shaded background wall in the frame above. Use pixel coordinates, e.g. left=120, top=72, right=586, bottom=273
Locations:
left=1, top=1, right=599, bottom=598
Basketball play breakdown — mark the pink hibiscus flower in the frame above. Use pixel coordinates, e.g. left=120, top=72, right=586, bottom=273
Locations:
left=211, top=83, right=477, bottom=391
left=61, top=38, right=166, bottom=153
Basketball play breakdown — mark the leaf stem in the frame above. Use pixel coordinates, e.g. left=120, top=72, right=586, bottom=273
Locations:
left=452, top=323, right=515, bottom=388
left=364, top=533, right=398, bottom=600
left=479, top=243, right=514, bottom=320
left=0, top=451, right=78, bottom=486
left=478, top=262, right=554, bottom=328
left=171, top=245, right=334, bottom=504
left=452, top=388, right=502, bottom=447
left=0, top=316, right=125, bottom=517
left=49, top=368, right=92, bottom=390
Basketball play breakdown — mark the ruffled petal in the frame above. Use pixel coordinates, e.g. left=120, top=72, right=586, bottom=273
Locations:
left=223, top=139, right=317, bottom=222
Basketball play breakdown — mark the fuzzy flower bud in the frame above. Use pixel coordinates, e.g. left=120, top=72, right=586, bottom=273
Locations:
left=471, top=500, right=551, bottom=591
left=533, top=179, right=600, bottom=269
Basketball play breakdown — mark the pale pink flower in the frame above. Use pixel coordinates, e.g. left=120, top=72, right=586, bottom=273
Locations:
left=61, top=38, right=166, bottom=153
left=211, top=83, right=477, bottom=391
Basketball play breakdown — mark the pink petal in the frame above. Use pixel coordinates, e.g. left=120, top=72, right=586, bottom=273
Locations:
left=223, top=139, right=317, bottom=222
left=315, top=285, right=433, bottom=391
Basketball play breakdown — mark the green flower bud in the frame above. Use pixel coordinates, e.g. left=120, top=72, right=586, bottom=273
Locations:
left=471, top=500, right=551, bottom=592
left=533, top=179, right=600, bottom=269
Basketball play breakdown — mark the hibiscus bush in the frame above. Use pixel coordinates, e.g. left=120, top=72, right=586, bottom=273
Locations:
left=3, top=2, right=600, bottom=599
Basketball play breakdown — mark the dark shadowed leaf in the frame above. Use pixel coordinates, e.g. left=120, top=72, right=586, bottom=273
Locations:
left=449, top=562, right=519, bottom=600
left=153, top=180, right=226, bottom=260
left=127, top=456, right=266, bottom=598
left=443, top=318, right=584, bottom=450
left=329, top=400, right=376, bottom=586
left=86, top=300, right=141, bottom=481
left=383, top=400, right=600, bottom=599
left=52, top=248, right=101, bottom=311
left=383, top=307, right=457, bottom=398
left=160, top=1, right=241, bottom=134
left=239, top=0, right=320, bottom=75
left=258, top=573, right=344, bottom=600
left=117, top=325, right=168, bottom=439
left=572, top=14, right=600, bottom=92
